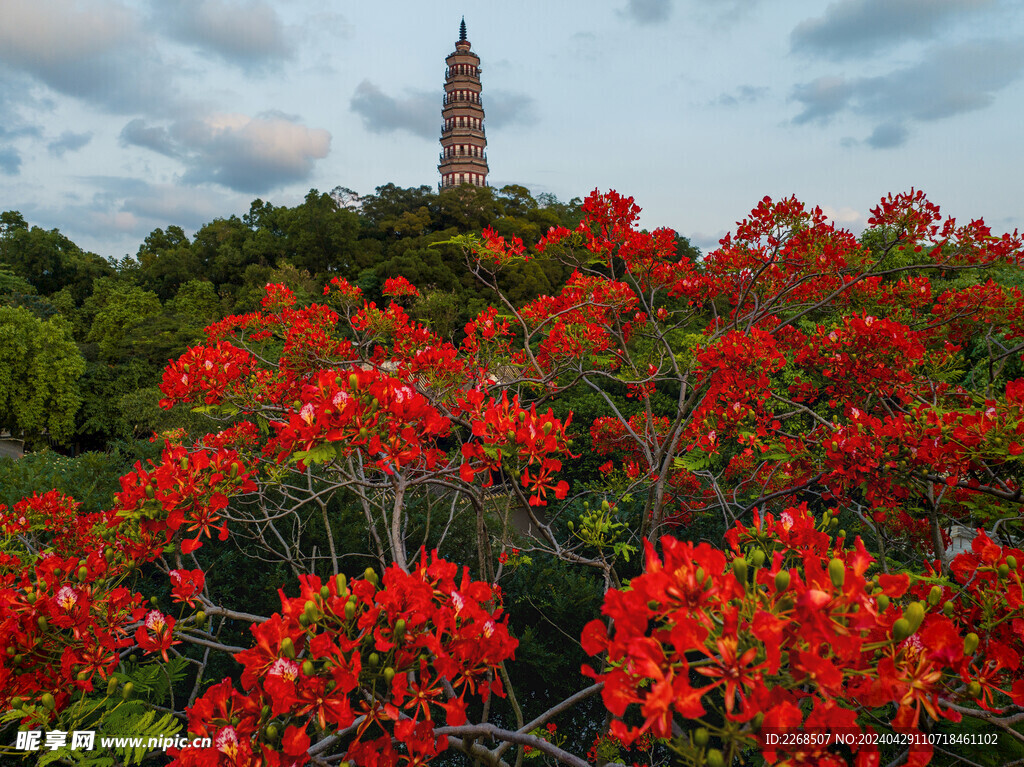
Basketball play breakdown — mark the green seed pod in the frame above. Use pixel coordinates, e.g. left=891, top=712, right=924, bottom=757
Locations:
left=281, top=637, right=295, bottom=659
left=904, top=601, right=925, bottom=633
left=693, top=727, right=709, bottom=747
left=383, top=667, right=395, bottom=684
left=302, top=660, right=315, bottom=676
left=750, top=549, right=766, bottom=568
left=775, top=570, right=791, bottom=592
left=706, top=749, right=725, bottom=767
left=828, top=558, right=845, bottom=589
left=732, top=558, right=748, bottom=583
left=41, top=692, right=56, bottom=709
left=893, top=618, right=912, bottom=642
left=876, top=595, right=890, bottom=613
left=964, top=632, right=980, bottom=655
left=121, top=683, right=133, bottom=701
left=928, top=585, right=943, bottom=606
left=967, top=681, right=982, bottom=698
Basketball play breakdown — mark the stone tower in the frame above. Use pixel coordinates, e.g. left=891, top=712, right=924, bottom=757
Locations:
left=438, top=18, right=488, bottom=188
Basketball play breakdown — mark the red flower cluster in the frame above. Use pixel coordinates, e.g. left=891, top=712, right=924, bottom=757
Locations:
left=583, top=505, right=1024, bottom=765
left=456, top=390, right=572, bottom=505
left=169, top=551, right=516, bottom=767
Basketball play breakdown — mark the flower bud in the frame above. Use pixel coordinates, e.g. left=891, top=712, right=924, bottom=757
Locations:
left=345, top=601, right=356, bottom=620
left=121, top=683, right=133, bottom=701
left=967, top=681, right=982, bottom=698
left=364, top=567, right=378, bottom=586
left=349, top=374, right=359, bottom=389
left=369, top=652, right=380, bottom=668
left=904, top=601, right=925, bottom=633
left=998, top=563, right=1010, bottom=579
left=893, top=618, right=912, bottom=641
left=1007, top=555, right=1018, bottom=571
left=964, top=632, right=980, bottom=655
left=694, top=728, right=709, bottom=747
left=383, top=667, right=395, bottom=684
left=302, top=660, right=315, bottom=676
left=732, top=558, right=748, bottom=583
left=320, top=585, right=330, bottom=600
left=750, top=549, right=765, bottom=567
left=280, top=638, right=295, bottom=659
left=828, top=558, right=845, bottom=589
left=335, top=573, right=347, bottom=594
left=706, top=749, right=725, bottom=767
left=394, top=618, right=406, bottom=639
left=775, top=570, right=790, bottom=592
left=107, top=677, right=119, bottom=696
left=266, top=724, right=279, bottom=741
left=11, top=696, right=23, bottom=709
left=41, top=693, right=56, bottom=709
left=928, top=585, right=943, bottom=606
left=876, top=595, right=889, bottom=613
left=942, top=600, right=954, bottom=617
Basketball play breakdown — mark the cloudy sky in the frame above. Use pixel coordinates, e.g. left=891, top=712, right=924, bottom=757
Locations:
left=1, top=0, right=1022, bottom=258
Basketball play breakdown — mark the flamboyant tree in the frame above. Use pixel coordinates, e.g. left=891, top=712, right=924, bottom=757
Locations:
left=3, top=188, right=1024, bottom=766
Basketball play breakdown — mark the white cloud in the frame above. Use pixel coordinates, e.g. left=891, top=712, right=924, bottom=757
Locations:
left=121, top=112, right=331, bottom=194
left=158, top=0, right=292, bottom=69
left=0, top=0, right=176, bottom=114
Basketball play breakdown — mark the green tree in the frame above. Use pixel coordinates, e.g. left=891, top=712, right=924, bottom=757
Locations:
left=0, top=306, right=85, bottom=444
left=84, top=279, right=162, bottom=360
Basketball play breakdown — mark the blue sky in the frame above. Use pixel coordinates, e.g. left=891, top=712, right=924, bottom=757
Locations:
left=1, top=0, right=1023, bottom=259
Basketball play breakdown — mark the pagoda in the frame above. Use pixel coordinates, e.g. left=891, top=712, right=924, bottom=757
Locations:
left=438, top=19, right=488, bottom=188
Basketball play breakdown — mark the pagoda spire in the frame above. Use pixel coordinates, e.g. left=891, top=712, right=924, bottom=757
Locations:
left=438, top=19, right=488, bottom=188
